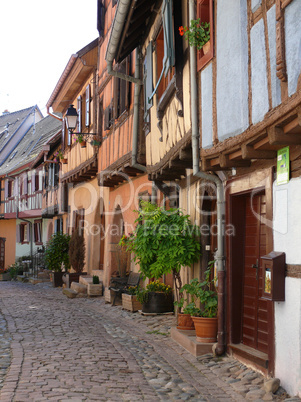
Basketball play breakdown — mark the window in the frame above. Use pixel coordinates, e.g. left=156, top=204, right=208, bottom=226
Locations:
left=77, top=96, right=82, bottom=133
left=34, top=220, right=42, bottom=244
left=143, top=0, right=175, bottom=122
left=48, top=163, right=60, bottom=188
left=197, top=0, right=214, bottom=71
left=17, top=223, right=30, bottom=244
left=20, top=174, right=28, bottom=196
left=85, top=85, right=90, bottom=127
left=54, top=218, right=63, bottom=234
left=97, top=0, right=105, bottom=37
left=114, top=57, right=130, bottom=119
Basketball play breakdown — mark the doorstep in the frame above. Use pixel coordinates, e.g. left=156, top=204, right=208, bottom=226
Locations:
left=228, top=343, right=269, bottom=376
left=171, top=327, right=214, bottom=357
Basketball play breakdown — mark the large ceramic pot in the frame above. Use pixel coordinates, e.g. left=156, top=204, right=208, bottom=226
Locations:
left=177, top=313, right=195, bottom=330
left=142, top=292, right=174, bottom=314
left=192, top=316, right=218, bottom=343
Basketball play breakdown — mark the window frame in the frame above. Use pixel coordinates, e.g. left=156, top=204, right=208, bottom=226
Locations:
left=34, top=219, right=43, bottom=245
left=197, top=0, right=214, bottom=72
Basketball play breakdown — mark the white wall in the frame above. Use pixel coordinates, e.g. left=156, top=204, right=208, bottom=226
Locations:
left=285, top=1, right=301, bottom=97
left=216, top=0, right=249, bottom=141
left=251, top=18, right=269, bottom=124
left=267, top=5, right=281, bottom=108
left=201, top=63, right=213, bottom=149
left=273, top=177, right=301, bottom=397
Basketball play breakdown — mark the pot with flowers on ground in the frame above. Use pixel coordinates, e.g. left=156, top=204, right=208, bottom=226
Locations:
left=136, top=281, right=173, bottom=314
left=119, top=201, right=201, bottom=315
left=174, top=291, right=195, bottom=330
left=181, top=266, right=218, bottom=343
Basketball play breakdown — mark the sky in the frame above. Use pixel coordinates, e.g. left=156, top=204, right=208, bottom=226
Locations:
left=0, top=0, right=98, bottom=117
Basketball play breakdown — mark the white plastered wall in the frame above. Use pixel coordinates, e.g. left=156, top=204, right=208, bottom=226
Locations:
left=273, top=178, right=301, bottom=397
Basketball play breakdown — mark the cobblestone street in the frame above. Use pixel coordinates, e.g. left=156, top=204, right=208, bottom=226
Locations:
left=0, top=282, right=298, bottom=401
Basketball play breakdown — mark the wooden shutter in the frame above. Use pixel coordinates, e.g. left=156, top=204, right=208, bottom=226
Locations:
left=60, top=182, right=69, bottom=213
left=104, top=106, right=112, bottom=130
left=162, top=0, right=175, bottom=76
left=62, top=119, right=65, bottom=151
left=144, top=41, right=153, bottom=119
left=77, top=96, right=82, bottom=133
left=23, top=174, right=28, bottom=195
left=16, top=225, right=21, bottom=243
left=4, top=180, right=8, bottom=198
left=85, top=85, right=90, bottom=127
left=32, top=171, right=36, bottom=193
left=13, top=178, right=18, bottom=197
left=97, top=0, right=105, bottom=37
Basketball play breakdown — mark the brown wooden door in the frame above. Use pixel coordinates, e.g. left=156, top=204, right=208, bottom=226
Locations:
left=0, top=238, right=5, bottom=271
left=242, top=194, right=268, bottom=354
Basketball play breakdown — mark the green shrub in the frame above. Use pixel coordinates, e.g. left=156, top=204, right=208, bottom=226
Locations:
left=92, top=275, right=100, bottom=284
left=45, top=232, right=71, bottom=272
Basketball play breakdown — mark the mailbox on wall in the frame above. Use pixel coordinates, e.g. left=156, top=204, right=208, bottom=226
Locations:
left=261, top=251, right=286, bottom=301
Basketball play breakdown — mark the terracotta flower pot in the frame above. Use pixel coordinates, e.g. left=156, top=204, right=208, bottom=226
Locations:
left=177, top=313, right=195, bottom=330
left=61, top=158, right=67, bottom=164
left=192, top=316, right=218, bottom=343
left=202, top=40, right=210, bottom=55
left=80, top=141, right=86, bottom=148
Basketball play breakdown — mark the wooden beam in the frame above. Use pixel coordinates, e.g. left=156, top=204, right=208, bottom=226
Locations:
left=241, top=144, right=277, bottom=160
left=169, top=158, right=191, bottom=169
left=268, top=126, right=301, bottom=145
left=219, top=154, right=251, bottom=168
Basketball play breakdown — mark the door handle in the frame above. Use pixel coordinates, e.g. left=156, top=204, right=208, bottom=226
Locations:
left=252, top=259, right=259, bottom=280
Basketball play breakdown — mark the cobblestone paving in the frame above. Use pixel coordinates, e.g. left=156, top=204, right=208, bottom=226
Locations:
left=0, top=281, right=299, bottom=401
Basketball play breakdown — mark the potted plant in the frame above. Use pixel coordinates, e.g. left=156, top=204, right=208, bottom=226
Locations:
left=174, top=292, right=195, bottom=330
left=122, top=285, right=142, bottom=312
left=65, top=229, right=86, bottom=287
left=179, top=19, right=210, bottom=52
left=181, top=266, right=218, bottom=343
left=120, top=201, right=201, bottom=314
left=87, top=275, right=103, bottom=297
left=136, top=280, right=173, bottom=314
left=45, top=232, right=71, bottom=287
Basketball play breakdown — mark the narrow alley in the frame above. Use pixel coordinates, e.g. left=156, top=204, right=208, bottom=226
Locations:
left=0, top=282, right=297, bottom=402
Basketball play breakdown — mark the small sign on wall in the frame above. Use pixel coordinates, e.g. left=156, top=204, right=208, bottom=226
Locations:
left=277, top=146, right=289, bottom=185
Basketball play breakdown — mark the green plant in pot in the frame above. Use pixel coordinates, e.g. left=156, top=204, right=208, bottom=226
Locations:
left=120, top=201, right=201, bottom=314
left=45, top=232, right=71, bottom=287
left=181, top=265, right=218, bottom=342
left=179, top=19, right=210, bottom=51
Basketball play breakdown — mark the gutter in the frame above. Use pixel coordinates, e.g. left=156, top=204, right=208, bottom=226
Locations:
left=105, top=0, right=146, bottom=172
left=188, top=0, right=226, bottom=356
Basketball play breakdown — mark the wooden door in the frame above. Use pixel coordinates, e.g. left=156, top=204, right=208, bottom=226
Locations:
left=242, top=194, right=268, bottom=353
left=0, top=238, right=5, bottom=271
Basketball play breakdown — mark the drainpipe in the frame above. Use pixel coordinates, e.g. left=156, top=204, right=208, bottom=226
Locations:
left=105, top=0, right=146, bottom=172
left=189, top=0, right=226, bottom=356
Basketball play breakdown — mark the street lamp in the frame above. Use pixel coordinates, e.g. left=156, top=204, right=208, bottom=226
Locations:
left=65, top=104, right=100, bottom=146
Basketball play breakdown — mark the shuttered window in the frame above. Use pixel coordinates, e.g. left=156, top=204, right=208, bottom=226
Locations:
left=162, top=0, right=175, bottom=76
left=77, top=96, right=82, bottom=133
left=85, top=85, right=90, bottom=127
left=34, top=220, right=42, bottom=244
left=97, top=0, right=105, bottom=37
left=144, top=41, right=153, bottom=122
left=114, top=57, right=130, bottom=119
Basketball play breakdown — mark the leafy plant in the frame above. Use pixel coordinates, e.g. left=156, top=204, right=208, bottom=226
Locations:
left=93, top=275, right=100, bottom=284
left=136, top=280, right=172, bottom=304
left=179, top=19, right=210, bottom=50
left=7, top=263, right=23, bottom=279
left=179, top=266, right=218, bottom=318
left=45, top=232, right=71, bottom=272
left=68, top=229, right=86, bottom=273
left=126, top=285, right=139, bottom=295
left=120, top=201, right=201, bottom=303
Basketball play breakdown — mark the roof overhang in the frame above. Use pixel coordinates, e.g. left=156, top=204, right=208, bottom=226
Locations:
left=106, top=0, right=160, bottom=64
left=47, top=38, right=98, bottom=114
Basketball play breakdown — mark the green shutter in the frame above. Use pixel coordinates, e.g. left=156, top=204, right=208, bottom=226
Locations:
left=144, top=41, right=153, bottom=119
left=162, top=0, right=175, bottom=76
